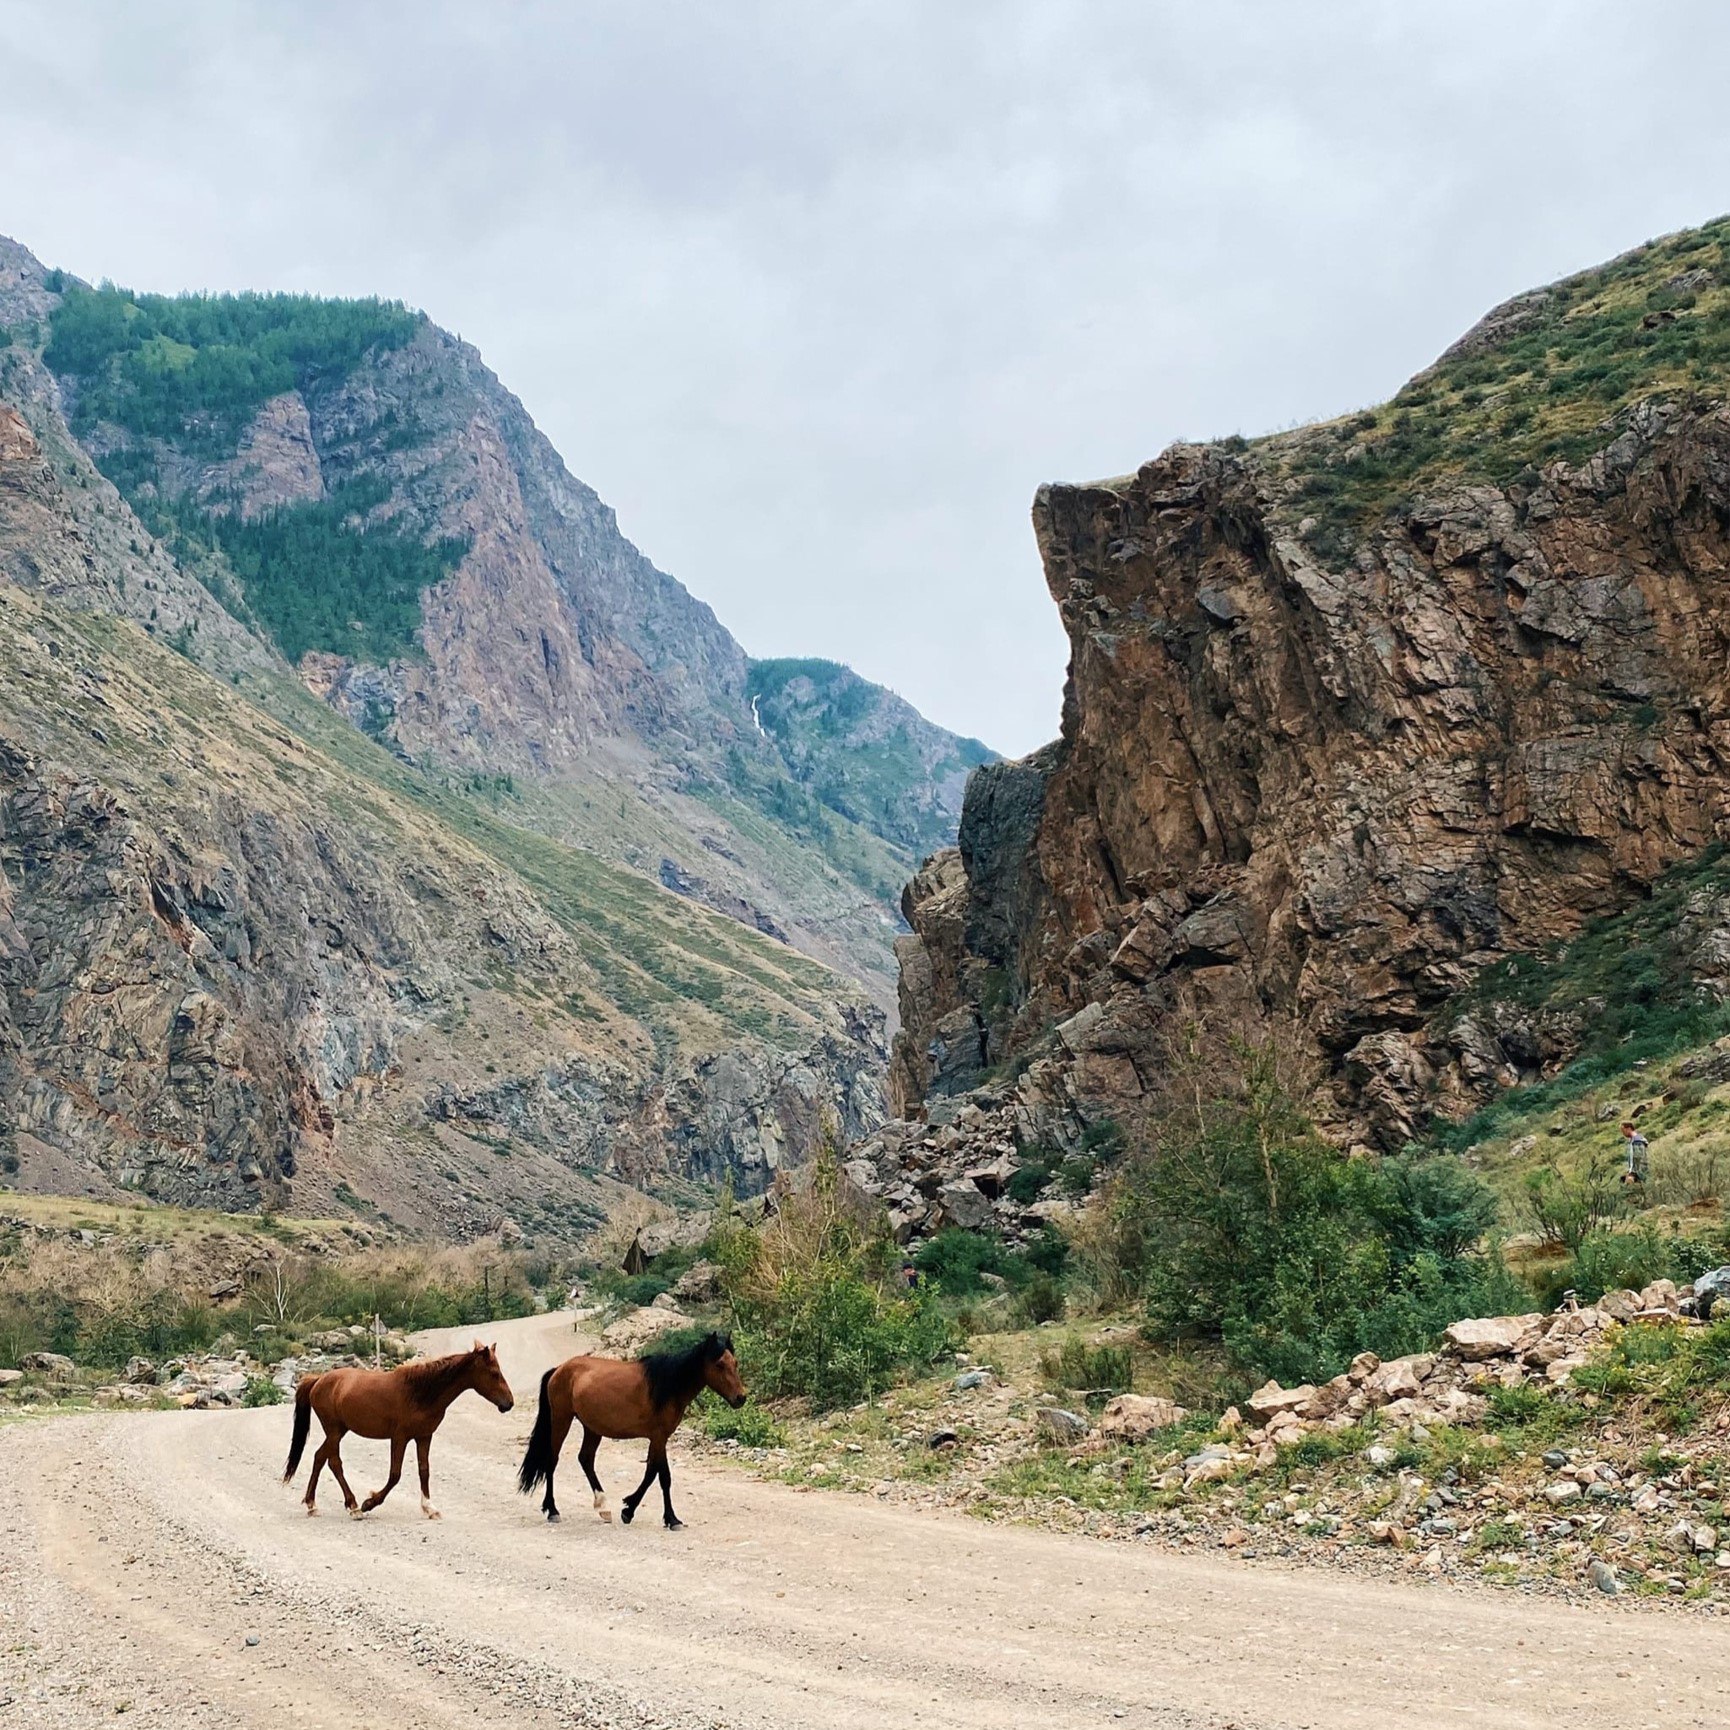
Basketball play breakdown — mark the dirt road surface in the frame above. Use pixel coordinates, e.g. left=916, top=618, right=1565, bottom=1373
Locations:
left=4, top=1311, right=1730, bottom=1729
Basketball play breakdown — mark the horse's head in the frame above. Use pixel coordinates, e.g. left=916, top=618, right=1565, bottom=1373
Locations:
left=702, top=1331, right=748, bottom=1409
left=470, top=1341, right=515, bottom=1412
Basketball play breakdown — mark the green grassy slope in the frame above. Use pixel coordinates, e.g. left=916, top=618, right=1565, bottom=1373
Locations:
left=1264, top=214, right=1730, bottom=562
left=747, top=657, right=994, bottom=861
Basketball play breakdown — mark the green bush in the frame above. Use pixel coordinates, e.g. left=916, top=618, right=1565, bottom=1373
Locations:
left=698, top=1398, right=787, bottom=1448
left=1039, top=1335, right=1133, bottom=1394
left=1538, top=1225, right=1719, bottom=1307
left=1011, top=1272, right=1066, bottom=1326
left=1521, top=1153, right=1626, bottom=1252
left=243, top=1375, right=285, bottom=1408
left=913, top=1229, right=1008, bottom=1296
left=716, top=1142, right=954, bottom=1410
left=1096, top=1031, right=1524, bottom=1386
left=1006, top=1161, right=1054, bottom=1204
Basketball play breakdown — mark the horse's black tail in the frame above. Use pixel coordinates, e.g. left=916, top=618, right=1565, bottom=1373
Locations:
left=517, top=1368, right=556, bottom=1495
left=283, top=1374, right=318, bottom=1483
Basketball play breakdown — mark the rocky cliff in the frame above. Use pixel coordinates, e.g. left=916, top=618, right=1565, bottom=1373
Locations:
left=0, top=242, right=890, bottom=1232
left=863, top=215, right=1730, bottom=1240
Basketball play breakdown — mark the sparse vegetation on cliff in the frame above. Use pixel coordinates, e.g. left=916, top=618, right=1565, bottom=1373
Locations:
left=1269, top=215, right=1730, bottom=557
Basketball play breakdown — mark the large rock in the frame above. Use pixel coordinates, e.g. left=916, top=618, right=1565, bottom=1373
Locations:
left=1246, top=1380, right=1315, bottom=1421
left=18, top=1351, right=74, bottom=1381
left=935, top=1179, right=994, bottom=1233
left=1097, top=1394, right=1189, bottom=1442
left=1444, top=1315, right=1543, bottom=1360
left=1034, top=1406, right=1091, bottom=1445
left=671, top=1259, right=723, bottom=1303
left=863, top=223, right=1730, bottom=1157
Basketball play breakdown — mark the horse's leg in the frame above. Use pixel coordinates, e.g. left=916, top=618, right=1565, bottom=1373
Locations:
left=304, top=1415, right=341, bottom=1514
left=414, top=1435, right=441, bottom=1520
left=657, top=1448, right=683, bottom=1531
left=325, top=1429, right=362, bottom=1517
left=304, top=1436, right=330, bottom=1514
left=576, top=1425, right=608, bottom=1524
left=540, top=1405, right=574, bottom=1523
left=619, top=1441, right=663, bottom=1527
left=361, top=1435, right=406, bottom=1514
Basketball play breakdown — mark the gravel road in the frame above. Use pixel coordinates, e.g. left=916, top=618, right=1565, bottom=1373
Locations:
left=5, top=1310, right=1730, bottom=1729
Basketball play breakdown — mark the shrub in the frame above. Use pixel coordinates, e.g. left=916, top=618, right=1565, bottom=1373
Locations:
left=243, top=1375, right=285, bottom=1407
left=1039, top=1335, right=1133, bottom=1394
left=1011, top=1272, right=1065, bottom=1327
left=913, top=1229, right=1008, bottom=1297
left=715, top=1139, right=953, bottom=1410
left=1094, top=1026, right=1523, bottom=1386
left=1521, top=1153, right=1626, bottom=1252
left=1006, top=1161, right=1054, bottom=1204
left=1538, top=1224, right=1719, bottom=1307
left=698, top=1399, right=786, bottom=1448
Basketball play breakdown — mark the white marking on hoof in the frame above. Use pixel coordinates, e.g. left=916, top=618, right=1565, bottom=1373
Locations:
left=348, top=1506, right=367, bottom=1520
left=594, top=1493, right=613, bottom=1523
left=304, top=1504, right=320, bottom=1518
left=421, top=1497, right=442, bottom=1521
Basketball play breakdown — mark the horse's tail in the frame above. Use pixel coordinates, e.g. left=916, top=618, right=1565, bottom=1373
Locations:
left=517, top=1368, right=556, bottom=1495
left=283, top=1373, right=319, bottom=1482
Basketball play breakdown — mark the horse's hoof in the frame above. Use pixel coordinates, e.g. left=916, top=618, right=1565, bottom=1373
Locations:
left=618, top=1505, right=634, bottom=1525
left=664, top=1518, right=685, bottom=1532
left=348, top=1507, right=367, bottom=1520
left=422, top=1508, right=442, bottom=1522
left=545, top=1510, right=561, bottom=1524
left=304, top=1505, right=319, bottom=1518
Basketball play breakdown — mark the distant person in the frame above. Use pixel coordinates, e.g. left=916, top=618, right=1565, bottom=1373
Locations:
left=1620, top=1120, right=1649, bottom=1187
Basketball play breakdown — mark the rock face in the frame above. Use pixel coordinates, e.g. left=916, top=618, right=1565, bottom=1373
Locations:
left=874, top=222, right=1730, bottom=1180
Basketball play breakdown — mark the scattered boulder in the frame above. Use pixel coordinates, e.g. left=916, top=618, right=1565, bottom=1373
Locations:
left=0, top=1368, right=22, bottom=1388
left=1035, top=1406, right=1091, bottom=1445
left=1097, top=1394, right=1188, bottom=1442
left=672, top=1260, right=723, bottom=1303
left=1246, top=1380, right=1315, bottom=1421
left=123, top=1356, right=158, bottom=1386
left=1443, top=1315, right=1542, bottom=1360
left=953, top=1368, right=994, bottom=1392
left=18, top=1351, right=74, bottom=1382
left=601, top=1306, right=687, bottom=1353
left=935, top=1179, right=994, bottom=1233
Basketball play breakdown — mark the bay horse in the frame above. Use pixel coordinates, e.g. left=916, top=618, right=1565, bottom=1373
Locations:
left=517, top=1330, right=746, bottom=1529
left=283, top=1341, right=514, bottom=1518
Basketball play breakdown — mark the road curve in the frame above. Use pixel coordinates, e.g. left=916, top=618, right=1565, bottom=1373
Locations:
left=3, top=1309, right=1728, bottom=1729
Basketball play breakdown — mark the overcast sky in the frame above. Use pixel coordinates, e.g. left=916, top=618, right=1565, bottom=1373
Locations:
left=5, top=2, right=1730, bottom=754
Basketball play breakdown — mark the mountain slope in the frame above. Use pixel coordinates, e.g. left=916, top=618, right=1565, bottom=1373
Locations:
left=3, top=244, right=990, bottom=1011
left=859, top=215, right=1730, bottom=1218
left=0, top=248, right=888, bottom=1231
left=747, top=658, right=994, bottom=861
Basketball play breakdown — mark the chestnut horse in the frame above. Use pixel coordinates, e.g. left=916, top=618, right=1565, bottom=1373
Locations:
left=517, top=1331, right=746, bottom=1529
left=283, top=1341, right=514, bottom=1519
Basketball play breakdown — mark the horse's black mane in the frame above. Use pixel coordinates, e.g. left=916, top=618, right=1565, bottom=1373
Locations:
left=641, top=1331, right=731, bottom=1409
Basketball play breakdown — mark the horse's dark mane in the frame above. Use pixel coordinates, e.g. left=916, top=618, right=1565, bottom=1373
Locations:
left=641, top=1331, right=730, bottom=1410
left=398, top=1349, right=481, bottom=1398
